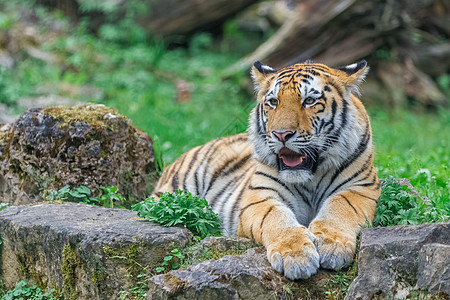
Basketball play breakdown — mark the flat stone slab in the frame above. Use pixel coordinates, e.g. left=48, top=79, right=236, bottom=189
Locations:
left=148, top=247, right=334, bottom=300
left=345, top=222, right=450, bottom=300
left=0, top=202, right=191, bottom=299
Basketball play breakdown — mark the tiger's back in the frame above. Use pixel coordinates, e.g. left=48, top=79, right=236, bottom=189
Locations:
left=152, top=59, right=380, bottom=280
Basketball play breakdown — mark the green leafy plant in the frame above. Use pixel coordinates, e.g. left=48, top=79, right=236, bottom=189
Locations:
left=118, top=273, right=148, bottom=300
left=155, top=248, right=185, bottom=273
left=47, top=185, right=126, bottom=208
left=0, top=280, right=61, bottom=300
left=132, top=190, right=222, bottom=239
left=0, top=203, right=8, bottom=211
left=373, top=176, right=449, bottom=227
left=98, top=186, right=126, bottom=208
left=47, top=185, right=97, bottom=205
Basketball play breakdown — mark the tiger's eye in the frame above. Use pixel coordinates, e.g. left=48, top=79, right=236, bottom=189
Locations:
left=303, top=97, right=316, bottom=106
left=268, top=98, right=278, bottom=107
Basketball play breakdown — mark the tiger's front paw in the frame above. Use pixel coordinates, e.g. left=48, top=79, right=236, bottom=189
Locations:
left=309, top=221, right=356, bottom=270
left=265, top=226, right=320, bottom=280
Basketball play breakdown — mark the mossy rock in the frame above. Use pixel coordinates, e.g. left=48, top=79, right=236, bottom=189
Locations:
left=0, top=104, right=158, bottom=207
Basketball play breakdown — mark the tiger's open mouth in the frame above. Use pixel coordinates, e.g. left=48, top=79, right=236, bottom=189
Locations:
left=277, top=147, right=314, bottom=171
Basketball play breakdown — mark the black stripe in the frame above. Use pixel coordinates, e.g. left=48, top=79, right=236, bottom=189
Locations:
left=259, top=206, right=274, bottom=233
left=348, top=189, right=378, bottom=202
left=315, top=126, right=371, bottom=203
left=169, top=152, right=189, bottom=190
left=353, top=165, right=375, bottom=185
left=326, top=80, right=343, bottom=98
left=278, top=69, right=296, bottom=78
left=165, top=152, right=187, bottom=184
left=209, top=169, right=249, bottom=209
left=260, top=105, right=267, bottom=134
left=301, top=79, right=311, bottom=85
left=254, top=171, right=286, bottom=187
left=341, top=195, right=357, bottom=215
left=328, top=154, right=373, bottom=196
left=318, top=118, right=325, bottom=134
left=171, top=173, right=179, bottom=191
left=304, top=69, right=320, bottom=76
left=248, top=185, right=295, bottom=212
left=216, top=167, right=253, bottom=219
left=248, top=185, right=285, bottom=197
left=293, top=185, right=312, bottom=209
left=354, top=173, right=378, bottom=187
left=254, top=171, right=297, bottom=198
left=200, top=138, right=228, bottom=191
left=183, top=147, right=202, bottom=193
left=315, top=102, right=325, bottom=113
left=296, top=73, right=313, bottom=80
left=230, top=169, right=254, bottom=226
left=323, top=98, right=337, bottom=135
left=329, top=98, right=348, bottom=139
left=239, top=197, right=273, bottom=217
left=208, top=154, right=251, bottom=191
left=255, top=104, right=263, bottom=134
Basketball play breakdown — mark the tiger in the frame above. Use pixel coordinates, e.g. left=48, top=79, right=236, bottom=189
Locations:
left=152, top=60, right=381, bottom=280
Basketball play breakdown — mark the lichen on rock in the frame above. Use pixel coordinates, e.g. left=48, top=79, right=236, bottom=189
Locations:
left=0, top=104, right=158, bottom=206
left=61, top=243, right=82, bottom=300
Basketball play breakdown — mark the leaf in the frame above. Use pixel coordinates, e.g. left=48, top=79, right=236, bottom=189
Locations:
left=69, top=190, right=87, bottom=199
left=58, top=185, right=71, bottom=194
left=77, top=185, right=91, bottom=195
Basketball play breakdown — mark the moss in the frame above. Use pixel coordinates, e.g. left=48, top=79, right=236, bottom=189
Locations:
left=103, top=243, right=143, bottom=285
left=162, top=273, right=187, bottom=294
left=43, top=104, right=127, bottom=132
left=48, top=281, right=63, bottom=298
left=15, top=254, right=48, bottom=290
left=100, top=149, right=107, bottom=159
left=0, top=127, right=12, bottom=160
left=179, top=239, right=258, bottom=269
left=61, top=243, right=81, bottom=300
left=92, top=269, right=106, bottom=285
left=0, top=129, right=12, bottom=144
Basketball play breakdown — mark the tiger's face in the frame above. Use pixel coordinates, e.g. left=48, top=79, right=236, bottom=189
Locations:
left=248, top=60, right=369, bottom=183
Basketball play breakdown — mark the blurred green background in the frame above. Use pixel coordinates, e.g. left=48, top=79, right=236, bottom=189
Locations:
left=0, top=0, right=448, bottom=205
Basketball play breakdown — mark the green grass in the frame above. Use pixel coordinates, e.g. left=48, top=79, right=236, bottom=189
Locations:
left=370, top=109, right=449, bottom=214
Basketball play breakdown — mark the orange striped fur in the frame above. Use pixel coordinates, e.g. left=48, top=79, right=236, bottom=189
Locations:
left=152, top=60, right=381, bottom=280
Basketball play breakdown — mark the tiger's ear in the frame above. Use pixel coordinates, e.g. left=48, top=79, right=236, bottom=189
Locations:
left=337, top=60, right=369, bottom=95
left=252, top=61, right=277, bottom=91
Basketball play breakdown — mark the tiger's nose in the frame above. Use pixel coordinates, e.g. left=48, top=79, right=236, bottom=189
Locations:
left=272, top=130, right=295, bottom=142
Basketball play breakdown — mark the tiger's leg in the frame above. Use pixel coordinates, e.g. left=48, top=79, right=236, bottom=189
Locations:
left=308, top=188, right=379, bottom=270
left=237, top=190, right=320, bottom=280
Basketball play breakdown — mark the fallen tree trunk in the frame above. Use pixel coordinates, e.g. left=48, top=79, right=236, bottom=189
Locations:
left=37, top=0, right=258, bottom=38
left=226, top=0, right=450, bottom=107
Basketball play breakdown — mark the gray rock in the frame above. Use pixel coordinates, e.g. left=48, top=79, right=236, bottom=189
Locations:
left=0, top=104, right=157, bottom=207
left=0, top=202, right=192, bottom=299
left=416, top=243, right=450, bottom=295
left=199, top=236, right=257, bottom=252
left=345, top=223, right=450, bottom=300
left=147, top=247, right=334, bottom=300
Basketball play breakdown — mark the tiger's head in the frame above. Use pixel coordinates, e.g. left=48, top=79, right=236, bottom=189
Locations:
left=248, top=60, right=370, bottom=184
